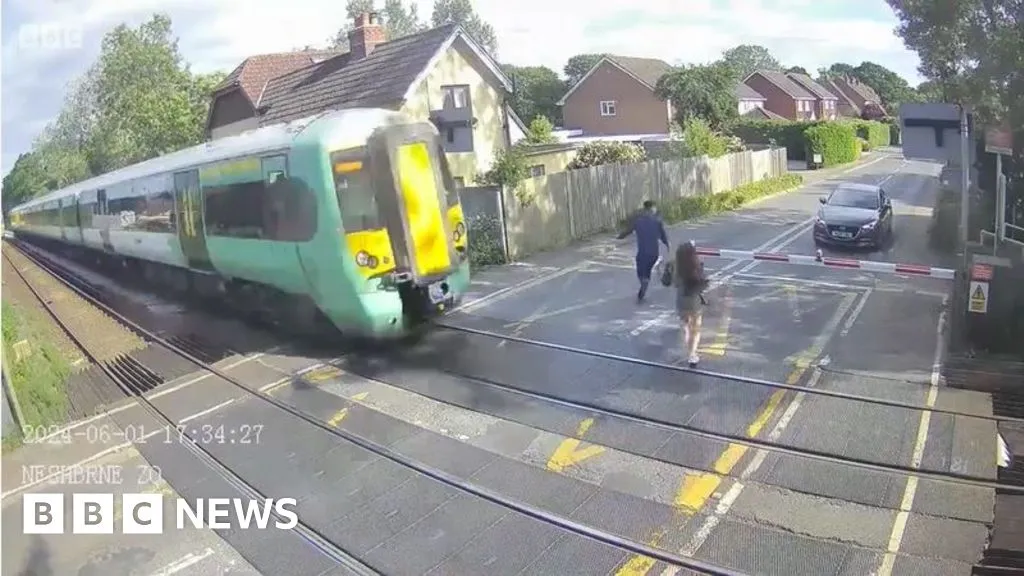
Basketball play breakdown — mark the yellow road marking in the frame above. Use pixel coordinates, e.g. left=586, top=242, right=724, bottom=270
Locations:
left=327, top=408, right=348, bottom=427
left=701, top=286, right=732, bottom=357
left=352, top=392, right=368, bottom=401
left=615, top=363, right=805, bottom=575
left=546, top=417, right=604, bottom=473
left=305, top=366, right=343, bottom=383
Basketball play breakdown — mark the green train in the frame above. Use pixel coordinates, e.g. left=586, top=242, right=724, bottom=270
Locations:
left=8, top=109, right=471, bottom=338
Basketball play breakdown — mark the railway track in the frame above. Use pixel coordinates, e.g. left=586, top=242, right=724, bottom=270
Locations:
left=4, top=240, right=745, bottom=575
left=7, top=236, right=1023, bottom=575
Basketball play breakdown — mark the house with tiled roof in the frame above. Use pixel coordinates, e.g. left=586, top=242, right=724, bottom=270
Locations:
left=743, top=70, right=818, bottom=121
left=785, top=72, right=838, bottom=120
left=556, top=55, right=674, bottom=137
left=819, top=77, right=862, bottom=117
left=206, top=48, right=343, bottom=139
left=735, top=82, right=767, bottom=115
left=823, top=76, right=887, bottom=118
left=206, top=13, right=516, bottom=184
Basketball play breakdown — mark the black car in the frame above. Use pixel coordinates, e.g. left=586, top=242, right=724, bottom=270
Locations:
left=813, top=182, right=893, bottom=249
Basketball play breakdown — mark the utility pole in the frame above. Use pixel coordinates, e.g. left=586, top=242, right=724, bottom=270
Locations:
left=959, top=104, right=971, bottom=263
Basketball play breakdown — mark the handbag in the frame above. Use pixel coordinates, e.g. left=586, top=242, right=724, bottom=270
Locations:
left=660, top=258, right=674, bottom=287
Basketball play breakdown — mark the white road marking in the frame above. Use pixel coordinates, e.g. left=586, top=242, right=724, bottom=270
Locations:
left=178, top=398, right=235, bottom=424
left=150, top=548, right=215, bottom=576
left=840, top=288, right=873, bottom=337
left=669, top=366, right=826, bottom=567
left=459, top=262, right=584, bottom=313
left=877, top=294, right=948, bottom=576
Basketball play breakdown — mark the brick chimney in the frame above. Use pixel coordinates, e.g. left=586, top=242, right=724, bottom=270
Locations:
left=349, top=12, right=385, bottom=60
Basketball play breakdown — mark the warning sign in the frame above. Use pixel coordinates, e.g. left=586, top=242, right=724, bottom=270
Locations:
left=968, top=281, right=989, bottom=314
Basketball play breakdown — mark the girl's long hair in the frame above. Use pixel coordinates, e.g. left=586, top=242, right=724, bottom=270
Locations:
left=675, top=242, right=701, bottom=285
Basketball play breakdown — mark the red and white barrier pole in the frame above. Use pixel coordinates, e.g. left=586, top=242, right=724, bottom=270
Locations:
left=695, top=247, right=956, bottom=280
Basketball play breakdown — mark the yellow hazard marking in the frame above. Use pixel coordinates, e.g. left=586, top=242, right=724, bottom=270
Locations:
left=351, top=392, right=368, bottom=401
left=614, top=363, right=802, bottom=576
left=305, top=366, right=343, bottom=383
left=675, top=472, right=722, bottom=512
left=327, top=408, right=348, bottom=427
left=546, top=418, right=604, bottom=473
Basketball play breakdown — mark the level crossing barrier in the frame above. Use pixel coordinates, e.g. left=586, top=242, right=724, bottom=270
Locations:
left=694, top=247, right=957, bottom=280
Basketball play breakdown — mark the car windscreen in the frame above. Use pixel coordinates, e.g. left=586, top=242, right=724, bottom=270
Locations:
left=829, top=187, right=878, bottom=209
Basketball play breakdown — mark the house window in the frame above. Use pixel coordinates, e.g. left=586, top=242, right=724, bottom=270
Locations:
left=442, top=85, right=470, bottom=109
left=530, top=165, right=545, bottom=177
left=600, top=100, right=617, bottom=116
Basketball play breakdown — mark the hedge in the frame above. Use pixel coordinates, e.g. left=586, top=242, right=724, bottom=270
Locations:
left=845, top=119, right=890, bottom=149
left=618, top=174, right=804, bottom=230
left=727, top=119, right=822, bottom=160
left=466, top=213, right=507, bottom=268
left=804, top=122, right=860, bottom=167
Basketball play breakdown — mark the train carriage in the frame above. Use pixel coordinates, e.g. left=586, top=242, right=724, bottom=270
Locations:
left=8, top=108, right=471, bottom=338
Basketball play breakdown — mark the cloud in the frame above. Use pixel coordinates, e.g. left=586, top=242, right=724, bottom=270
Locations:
left=1, top=0, right=921, bottom=176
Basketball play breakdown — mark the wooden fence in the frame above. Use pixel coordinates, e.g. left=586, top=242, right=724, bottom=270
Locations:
left=493, top=147, right=788, bottom=259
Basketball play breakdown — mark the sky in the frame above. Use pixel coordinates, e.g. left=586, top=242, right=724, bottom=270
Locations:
left=0, top=0, right=923, bottom=177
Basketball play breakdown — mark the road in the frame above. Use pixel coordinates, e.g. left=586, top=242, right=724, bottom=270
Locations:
left=0, top=150, right=1000, bottom=576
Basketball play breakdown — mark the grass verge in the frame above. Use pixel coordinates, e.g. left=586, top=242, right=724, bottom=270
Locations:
left=2, top=300, right=71, bottom=452
left=620, top=173, right=805, bottom=229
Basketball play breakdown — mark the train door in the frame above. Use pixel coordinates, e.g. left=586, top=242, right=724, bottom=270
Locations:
left=260, top=155, right=289, bottom=264
left=173, top=169, right=213, bottom=271
left=57, top=199, right=67, bottom=241
left=365, top=123, right=458, bottom=286
left=97, top=189, right=115, bottom=252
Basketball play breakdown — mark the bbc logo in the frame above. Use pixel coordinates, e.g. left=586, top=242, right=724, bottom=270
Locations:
left=18, top=23, right=84, bottom=51
left=24, top=493, right=164, bottom=534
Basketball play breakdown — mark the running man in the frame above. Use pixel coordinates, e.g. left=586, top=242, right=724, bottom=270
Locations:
left=617, top=200, right=670, bottom=302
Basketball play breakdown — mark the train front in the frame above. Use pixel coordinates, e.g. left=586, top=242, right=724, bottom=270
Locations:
left=331, top=119, right=470, bottom=337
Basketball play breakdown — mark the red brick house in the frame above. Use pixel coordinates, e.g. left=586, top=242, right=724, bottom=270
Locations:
left=743, top=70, right=818, bottom=121
left=831, top=76, right=886, bottom=116
left=557, top=55, right=674, bottom=136
left=785, top=73, right=838, bottom=120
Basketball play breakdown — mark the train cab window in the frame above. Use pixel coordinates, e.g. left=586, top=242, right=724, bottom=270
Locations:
left=330, top=148, right=383, bottom=232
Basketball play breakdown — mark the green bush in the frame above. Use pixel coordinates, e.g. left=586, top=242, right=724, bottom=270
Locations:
left=675, top=118, right=730, bottom=159
left=727, top=119, right=822, bottom=160
left=804, top=122, right=860, bottom=167
left=567, top=141, right=646, bottom=170
left=845, top=119, right=890, bottom=148
left=619, top=174, right=804, bottom=228
left=2, top=302, right=70, bottom=447
left=466, top=213, right=507, bottom=268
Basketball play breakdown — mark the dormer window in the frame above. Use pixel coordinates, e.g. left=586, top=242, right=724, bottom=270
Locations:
left=443, top=86, right=469, bottom=109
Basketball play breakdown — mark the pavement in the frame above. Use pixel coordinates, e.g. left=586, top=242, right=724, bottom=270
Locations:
left=0, top=148, right=1001, bottom=576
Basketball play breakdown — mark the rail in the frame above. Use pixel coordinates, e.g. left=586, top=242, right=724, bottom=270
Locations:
left=6, top=239, right=748, bottom=576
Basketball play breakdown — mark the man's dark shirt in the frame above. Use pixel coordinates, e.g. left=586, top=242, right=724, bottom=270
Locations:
left=619, top=211, right=669, bottom=258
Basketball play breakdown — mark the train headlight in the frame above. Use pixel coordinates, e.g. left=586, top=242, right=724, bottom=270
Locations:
left=356, top=251, right=370, bottom=266
left=453, top=222, right=466, bottom=242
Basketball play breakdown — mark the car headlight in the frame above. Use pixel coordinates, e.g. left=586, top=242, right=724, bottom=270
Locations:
left=861, top=221, right=876, bottom=229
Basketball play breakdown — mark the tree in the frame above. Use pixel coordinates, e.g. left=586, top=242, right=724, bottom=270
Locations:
left=84, top=14, right=211, bottom=173
left=503, top=65, right=564, bottom=124
left=915, top=79, right=946, bottom=102
left=719, top=44, right=781, bottom=78
left=785, top=66, right=809, bottom=75
left=655, top=63, right=738, bottom=130
left=818, top=62, right=855, bottom=80
left=524, top=116, right=557, bottom=145
left=564, top=54, right=606, bottom=87
left=431, top=0, right=497, bottom=56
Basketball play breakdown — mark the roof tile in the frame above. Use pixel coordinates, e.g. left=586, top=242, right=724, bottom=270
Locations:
left=735, top=82, right=765, bottom=100
left=749, top=70, right=816, bottom=99
left=785, top=73, right=837, bottom=100
left=257, top=25, right=457, bottom=126
left=607, top=55, right=673, bottom=88
left=216, top=49, right=345, bottom=105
